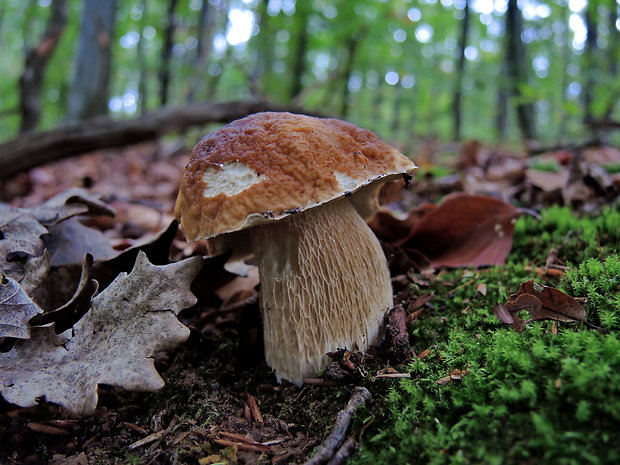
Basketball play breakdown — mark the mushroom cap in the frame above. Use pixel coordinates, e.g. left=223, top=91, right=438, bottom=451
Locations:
left=174, top=112, right=416, bottom=241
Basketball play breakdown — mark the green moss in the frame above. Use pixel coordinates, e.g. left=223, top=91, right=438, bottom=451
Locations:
left=352, top=206, right=620, bottom=465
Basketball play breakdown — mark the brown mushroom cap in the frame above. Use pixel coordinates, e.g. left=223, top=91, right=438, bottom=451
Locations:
left=174, top=112, right=416, bottom=241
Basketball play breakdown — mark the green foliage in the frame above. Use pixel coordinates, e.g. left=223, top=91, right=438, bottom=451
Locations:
left=352, top=206, right=620, bottom=465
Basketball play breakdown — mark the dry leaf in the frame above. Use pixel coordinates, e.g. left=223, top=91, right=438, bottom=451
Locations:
left=0, top=252, right=203, bottom=415
left=493, top=279, right=586, bottom=332
left=30, top=254, right=98, bottom=332
left=44, top=217, right=117, bottom=267
left=402, top=193, right=522, bottom=268
left=0, top=207, right=50, bottom=293
left=0, top=275, right=44, bottom=339
left=28, top=188, right=115, bottom=227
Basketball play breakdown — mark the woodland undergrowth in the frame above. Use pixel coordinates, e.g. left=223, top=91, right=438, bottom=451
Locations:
left=352, top=206, right=620, bottom=465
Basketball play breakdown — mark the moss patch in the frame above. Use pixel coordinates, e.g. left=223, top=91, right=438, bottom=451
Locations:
left=352, top=205, right=620, bottom=465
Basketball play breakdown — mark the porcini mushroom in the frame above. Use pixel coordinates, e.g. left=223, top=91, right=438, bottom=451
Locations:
left=175, top=112, right=416, bottom=385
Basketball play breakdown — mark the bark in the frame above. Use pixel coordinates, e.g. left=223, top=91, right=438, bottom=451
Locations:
left=159, top=0, right=179, bottom=106
left=603, top=0, right=619, bottom=119
left=452, top=1, right=470, bottom=141
left=67, top=0, right=118, bottom=121
left=0, top=100, right=317, bottom=181
left=185, top=0, right=215, bottom=103
left=495, top=67, right=508, bottom=140
left=583, top=2, right=599, bottom=124
left=505, top=0, right=535, bottom=140
left=137, top=0, right=148, bottom=114
left=390, top=83, right=403, bottom=139
left=19, top=0, right=68, bottom=132
left=290, top=2, right=310, bottom=100
left=251, top=0, right=273, bottom=96
left=340, top=32, right=363, bottom=118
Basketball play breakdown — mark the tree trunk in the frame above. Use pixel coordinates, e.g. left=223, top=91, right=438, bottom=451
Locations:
left=251, top=0, right=273, bottom=97
left=290, top=2, right=310, bottom=100
left=390, top=82, right=403, bottom=139
left=495, top=62, right=509, bottom=140
left=452, top=0, right=470, bottom=141
left=185, top=0, right=214, bottom=103
left=583, top=2, right=599, bottom=124
left=340, top=32, right=363, bottom=118
left=505, top=0, right=535, bottom=140
left=19, top=0, right=68, bottom=132
left=0, top=100, right=319, bottom=181
left=67, top=0, right=118, bottom=121
left=137, top=0, right=148, bottom=114
left=159, top=0, right=178, bottom=106
left=604, top=0, right=619, bottom=119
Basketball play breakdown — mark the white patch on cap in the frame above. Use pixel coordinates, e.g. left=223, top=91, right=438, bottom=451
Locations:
left=334, top=171, right=361, bottom=192
left=202, top=162, right=262, bottom=198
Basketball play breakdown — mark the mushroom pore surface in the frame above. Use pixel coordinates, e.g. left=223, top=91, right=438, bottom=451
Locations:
left=250, top=197, right=393, bottom=385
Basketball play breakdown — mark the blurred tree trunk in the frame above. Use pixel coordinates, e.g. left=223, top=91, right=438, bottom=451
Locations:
left=19, top=0, right=68, bottom=132
left=340, top=33, right=362, bottom=118
left=67, top=0, right=118, bottom=121
left=252, top=0, right=274, bottom=97
left=505, top=0, right=535, bottom=140
left=159, top=0, right=178, bottom=106
left=495, top=62, right=508, bottom=139
left=583, top=1, right=599, bottom=124
left=603, top=0, right=619, bottom=119
left=290, top=2, right=310, bottom=100
left=186, top=0, right=214, bottom=103
left=137, top=0, right=148, bottom=114
left=452, top=0, right=470, bottom=141
left=391, top=82, right=403, bottom=139
left=556, top=6, right=572, bottom=143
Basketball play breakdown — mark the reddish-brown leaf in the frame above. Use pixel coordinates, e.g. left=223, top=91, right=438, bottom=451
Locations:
left=493, top=280, right=586, bottom=332
left=400, top=193, right=522, bottom=268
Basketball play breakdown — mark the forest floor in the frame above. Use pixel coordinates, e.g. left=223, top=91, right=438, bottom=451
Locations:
left=1, top=136, right=619, bottom=465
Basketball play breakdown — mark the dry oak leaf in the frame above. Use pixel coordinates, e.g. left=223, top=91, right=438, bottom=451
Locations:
left=401, top=193, right=523, bottom=268
left=0, top=275, right=44, bottom=339
left=0, top=252, right=203, bottom=415
left=493, top=279, right=586, bottom=332
left=0, top=206, right=50, bottom=294
left=28, top=188, right=115, bottom=227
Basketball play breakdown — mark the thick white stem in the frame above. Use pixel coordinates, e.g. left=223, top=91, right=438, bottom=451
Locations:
left=251, top=198, right=393, bottom=385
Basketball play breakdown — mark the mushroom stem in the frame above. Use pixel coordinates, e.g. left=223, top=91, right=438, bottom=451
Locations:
left=251, top=198, right=393, bottom=385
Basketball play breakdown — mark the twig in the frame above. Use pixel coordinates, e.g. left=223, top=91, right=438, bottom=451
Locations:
left=213, top=438, right=271, bottom=453
left=302, top=387, right=372, bottom=465
left=246, top=393, right=264, bottom=423
left=325, top=437, right=358, bottom=465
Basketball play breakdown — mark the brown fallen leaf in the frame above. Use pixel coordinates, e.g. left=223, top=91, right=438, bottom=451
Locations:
left=0, top=274, right=44, bottom=339
left=401, top=193, right=523, bottom=268
left=0, top=206, right=49, bottom=294
left=493, top=279, right=586, bottom=332
left=0, top=252, right=203, bottom=415
left=44, top=217, right=118, bottom=267
left=28, top=188, right=115, bottom=227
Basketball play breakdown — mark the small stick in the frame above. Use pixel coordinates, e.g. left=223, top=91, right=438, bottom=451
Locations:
left=302, top=387, right=372, bottom=465
left=246, top=393, right=264, bottom=423
left=325, top=437, right=358, bottom=465
left=26, top=423, right=71, bottom=436
left=128, top=430, right=164, bottom=450
left=213, top=438, right=271, bottom=453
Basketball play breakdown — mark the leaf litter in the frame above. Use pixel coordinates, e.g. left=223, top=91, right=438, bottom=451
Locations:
left=0, top=138, right=617, bottom=464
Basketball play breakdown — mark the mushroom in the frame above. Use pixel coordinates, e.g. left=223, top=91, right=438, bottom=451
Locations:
left=175, top=112, right=416, bottom=385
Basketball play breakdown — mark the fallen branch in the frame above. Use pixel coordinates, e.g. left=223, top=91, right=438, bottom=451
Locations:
left=0, top=100, right=320, bottom=181
left=303, top=386, right=372, bottom=465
